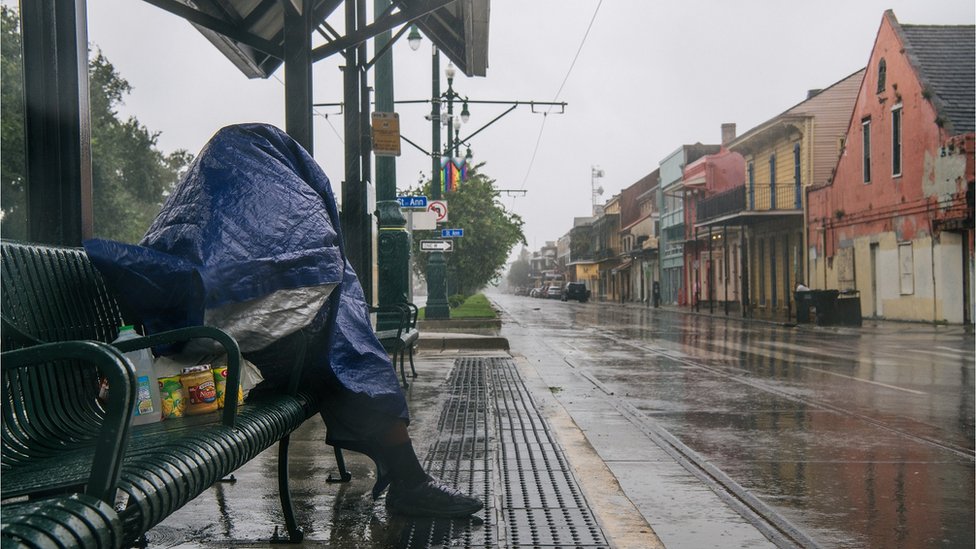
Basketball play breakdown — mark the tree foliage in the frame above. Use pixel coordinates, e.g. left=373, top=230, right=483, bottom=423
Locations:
left=506, top=256, right=532, bottom=289
left=0, top=5, right=191, bottom=243
left=410, top=165, right=526, bottom=296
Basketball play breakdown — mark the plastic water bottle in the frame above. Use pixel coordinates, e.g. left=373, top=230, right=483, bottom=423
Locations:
left=114, top=325, right=162, bottom=425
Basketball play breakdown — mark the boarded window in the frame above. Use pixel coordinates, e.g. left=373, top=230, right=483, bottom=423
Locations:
left=899, top=243, right=914, bottom=295
left=837, top=247, right=855, bottom=291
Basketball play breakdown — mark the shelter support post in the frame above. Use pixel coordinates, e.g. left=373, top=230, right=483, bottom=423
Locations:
left=21, top=0, right=92, bottom=245
left=283, top=0, right=313, bottom=153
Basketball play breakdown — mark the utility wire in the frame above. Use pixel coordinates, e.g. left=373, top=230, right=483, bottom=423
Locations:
left=518, top=0, right=603, bottom=192
left=272, top=73, right=344, bottom=144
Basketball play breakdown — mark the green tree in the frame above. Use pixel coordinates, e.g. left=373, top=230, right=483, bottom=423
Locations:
left=1, top=6, right=26, bottom=237
left=411, top=165, right=526, bottom=296
left=0, top=5, right=190, bottom=243
left=507, top=256, right=531, bottom=289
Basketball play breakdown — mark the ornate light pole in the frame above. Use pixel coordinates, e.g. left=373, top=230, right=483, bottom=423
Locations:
left=424, top=44, right=451, bottom=319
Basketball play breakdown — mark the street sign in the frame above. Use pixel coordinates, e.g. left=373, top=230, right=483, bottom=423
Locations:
left=427, top=200, right=448, bottom=223
left=441, top=228, right=464, bottom=238
left=410, top=211, right=437, bottom=230
left=397, top=195, right=428, bottom=209
left=420, top=240, right=454, bottom=252
left=371, top=112, right=401, bottom=156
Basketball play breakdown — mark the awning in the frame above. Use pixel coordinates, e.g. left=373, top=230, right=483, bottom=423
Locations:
left=611, top=259, right=633, bottom=275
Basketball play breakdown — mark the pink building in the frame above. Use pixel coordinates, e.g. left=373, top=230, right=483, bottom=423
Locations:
left=682, top=137, right=745, bottom=312
left=807, top=11, right=975, bottom=323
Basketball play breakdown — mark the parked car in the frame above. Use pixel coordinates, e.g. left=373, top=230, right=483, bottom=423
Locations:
left=545, top=285, right=562, bottom=299
left=561, top=282, right=590, bottom=303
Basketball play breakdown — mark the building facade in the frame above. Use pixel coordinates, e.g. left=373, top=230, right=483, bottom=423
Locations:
left=658, top=144, right=720, bottom=305
left=807, top=11, right=975, bottom=323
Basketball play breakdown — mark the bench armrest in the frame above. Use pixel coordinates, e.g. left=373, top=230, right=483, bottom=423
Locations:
left=111, top=326, right=242, bottom=428
left=2, top=340, right=135, bottom=504
left=370, top=305, right=408, bottom=338
left=401, top=302, right=419, bottom=329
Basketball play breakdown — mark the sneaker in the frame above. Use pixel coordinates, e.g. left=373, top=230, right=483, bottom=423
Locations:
left=386, top=476, right=484, bottom=518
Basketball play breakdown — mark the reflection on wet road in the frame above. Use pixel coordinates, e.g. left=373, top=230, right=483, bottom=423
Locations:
left=493, top=293, right=975, bottom=549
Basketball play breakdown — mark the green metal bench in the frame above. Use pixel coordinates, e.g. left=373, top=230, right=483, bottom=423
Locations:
left=1, top=240, right=329, bottom=546
left=372, top=302, right=419, bottom=387
left=1, top=493, right=124, bottom=549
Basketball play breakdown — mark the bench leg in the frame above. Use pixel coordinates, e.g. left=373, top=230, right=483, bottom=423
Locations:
left=326, top=446, right=352, bottom=483
left=398, top=347, right=408, bottom=388
left=271, top=435, right=304, bottom=544
left=408, top=344, right=417, bottom=378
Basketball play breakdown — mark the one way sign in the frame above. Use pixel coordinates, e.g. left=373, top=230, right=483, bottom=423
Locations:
left=420, top=240, right=454, bottom=252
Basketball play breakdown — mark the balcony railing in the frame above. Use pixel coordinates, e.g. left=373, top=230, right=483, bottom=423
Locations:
left=697, top=183, right=801, bottom=222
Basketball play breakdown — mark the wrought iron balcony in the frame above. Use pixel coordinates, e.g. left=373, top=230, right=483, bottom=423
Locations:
left=697, top=183, right=802, bottom=222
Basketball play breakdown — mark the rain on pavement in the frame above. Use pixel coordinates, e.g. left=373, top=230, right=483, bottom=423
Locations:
left=491, top=292, right=975, bottom=549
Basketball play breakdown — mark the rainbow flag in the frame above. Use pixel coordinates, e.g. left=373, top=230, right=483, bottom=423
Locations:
left=440, top=157, right=467, bottom=193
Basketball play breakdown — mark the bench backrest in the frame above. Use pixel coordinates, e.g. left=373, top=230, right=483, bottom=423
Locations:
left=1, top=240, right=125, bottom=349
left=0, top=240, right=125, bottom=488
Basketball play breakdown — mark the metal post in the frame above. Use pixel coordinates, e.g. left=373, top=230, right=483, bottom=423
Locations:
left=341, top=0, right=367, bottom=298
left=709, top=225, right=714, bottom=314
left=357, top=0, right=372, bottom=303
left=374, top=0, right=409, bottom=330
left=741, top=231, right=749, bottom=318
left=425, top=47, right=450, bottom=319
left=724, top=224, right=729, bottom=316
left=21, top=0, right=92, bottom=245
left=283, top=0, right=312, bottom=154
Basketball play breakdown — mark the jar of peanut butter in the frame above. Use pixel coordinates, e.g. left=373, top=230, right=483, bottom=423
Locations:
left=180, top=365, right=219, bottom=416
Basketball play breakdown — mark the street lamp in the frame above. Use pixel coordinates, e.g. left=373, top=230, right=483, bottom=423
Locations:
left=407, top=25, right=422, bottom=51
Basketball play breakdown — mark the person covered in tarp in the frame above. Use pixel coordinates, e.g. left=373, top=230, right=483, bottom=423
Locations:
left=84, top=123, right=481, bottom=518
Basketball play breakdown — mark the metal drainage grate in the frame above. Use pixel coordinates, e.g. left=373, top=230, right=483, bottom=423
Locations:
left=398, top=356, right=609, bottom=548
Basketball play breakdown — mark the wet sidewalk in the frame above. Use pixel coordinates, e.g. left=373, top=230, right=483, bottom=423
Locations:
left=142, top=340, right=652, bottom=548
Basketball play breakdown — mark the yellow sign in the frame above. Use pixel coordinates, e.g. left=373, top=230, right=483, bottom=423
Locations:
left=371, top=112, right=401, bottom=157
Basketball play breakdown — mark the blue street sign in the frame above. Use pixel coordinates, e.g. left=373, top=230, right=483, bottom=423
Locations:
left=441, top=228, right=464, bottom=238
left=397, top=196, right=428, bottom=208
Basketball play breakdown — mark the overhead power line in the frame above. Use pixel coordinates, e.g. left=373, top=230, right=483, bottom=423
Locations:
left=518, top=0, right=603, bottom=191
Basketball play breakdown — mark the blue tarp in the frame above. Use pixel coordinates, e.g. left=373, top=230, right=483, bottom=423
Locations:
left=85, top=123, right=408, bottom=423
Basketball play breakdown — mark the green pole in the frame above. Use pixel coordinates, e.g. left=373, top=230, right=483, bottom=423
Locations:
left=425, top=47, right=450, bottom=319
left=374, top=0, right=409, bottom=330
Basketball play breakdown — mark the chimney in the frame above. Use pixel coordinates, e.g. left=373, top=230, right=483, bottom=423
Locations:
left=807, top=89, right=822, bottom=99
left=721, top=123, right=736, bottom=146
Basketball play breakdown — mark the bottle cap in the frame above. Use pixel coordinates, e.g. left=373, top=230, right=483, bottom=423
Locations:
left=181, top=365, right=212, bottom=374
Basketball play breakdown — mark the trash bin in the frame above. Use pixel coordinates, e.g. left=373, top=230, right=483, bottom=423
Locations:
left=814, top=289, right=840, bottom=325
left=795, top=289, right=839, bottom=325
left=795, top=290, right=815, bottom=323
left=834, top=290, right=863, bottom=326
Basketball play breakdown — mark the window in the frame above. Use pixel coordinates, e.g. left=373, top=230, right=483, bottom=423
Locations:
left=758, top=238, right=766, bottom=305
left=769, top=154, right=777, bottom=208
left=892, top=104, right=902, bottom=177
left=862, top=118, right=871, bottom=183
left=748, top=162, right=755, bottom=209
left=877, top=58, right=887, bottom=94
left=770, top=237, right=777, bottom=307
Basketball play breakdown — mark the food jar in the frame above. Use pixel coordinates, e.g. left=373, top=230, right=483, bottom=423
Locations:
left=180, top=365, right=219, bottom=416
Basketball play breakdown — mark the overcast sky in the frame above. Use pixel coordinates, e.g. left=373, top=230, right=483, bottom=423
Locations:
left=75, top=1, right=976, bottom=255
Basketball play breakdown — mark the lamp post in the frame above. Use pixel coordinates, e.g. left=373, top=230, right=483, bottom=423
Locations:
left=424, top=45, right=451, bottom=319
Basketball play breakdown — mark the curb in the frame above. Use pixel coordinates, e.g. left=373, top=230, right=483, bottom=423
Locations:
left=416, top=333, right=510, bottom=352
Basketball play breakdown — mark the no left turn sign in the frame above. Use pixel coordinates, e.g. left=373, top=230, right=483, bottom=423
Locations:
left=427, top=200, right=448, bottom=223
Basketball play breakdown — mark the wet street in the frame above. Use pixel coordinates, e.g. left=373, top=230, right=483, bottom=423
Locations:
left=492, top=292, right=975, bottom=549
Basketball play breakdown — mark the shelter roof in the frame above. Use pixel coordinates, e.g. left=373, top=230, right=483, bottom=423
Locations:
left=154, top=0, right=489, bottom=78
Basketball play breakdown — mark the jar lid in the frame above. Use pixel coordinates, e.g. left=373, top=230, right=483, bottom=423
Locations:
left=181, top=364, right=211, bottom=374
